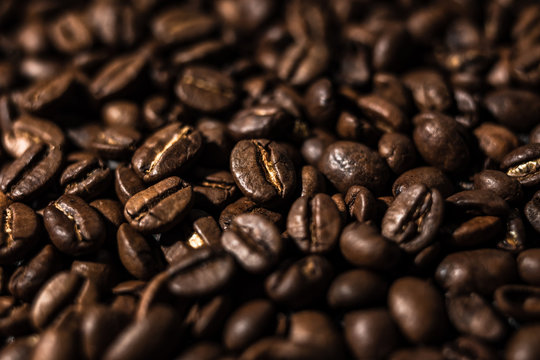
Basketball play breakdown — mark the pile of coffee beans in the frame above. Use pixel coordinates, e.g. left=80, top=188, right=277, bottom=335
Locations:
left=1, top=0, right=540, bottom=359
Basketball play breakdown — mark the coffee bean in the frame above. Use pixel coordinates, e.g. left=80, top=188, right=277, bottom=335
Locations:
left=60, top=153, right=112, bottom=200
left=102, top=101, right=140, bottom=129
left=393, top=166, right=454, bottom=197
left=327, top=269, right=387, bottom=309
left=304, top=78, right=336, bottom=125
left=117, top=223, right=165, bottom=280
left=473, top=170, right=522, bottom=204
left=388, top=277, right=448, bottom=344
left=44, top=194, right=106, bottom=256
left=124, top=176, right=193, bottom=233
left=0, top=198, right=39, bottom=264
left=277, top=42, right=329, bottom=86
left=151, top=8, right=216, bottom=45
left=344, top=185, right=376, bottom=223
left=446, top=293, right=507, bottom=342
left=228, top=104, right=292, bottom=141
left=300, top=128, right=335, bottom=166
left=450, top=216, right=503, bottom=248
left=335, top=111, right=379, bottom=145
left=357, top=94, right=409, bottom=133
left=287, top=194, right=341, bottom=253
left=196, top=117, right=232, bottom=168
left=413, top=112, right=469, bottom=172
left=0, top=142, right=62, bottom=201
left=167, top=248, right=235, bottom=298
left=132, top=122, right=203, bottom=183
left=442, top=336, right=498, bottom=360
left=230, top=139, right=296, bottom=204
left=88, top=126, right=141, bottom=160
left=265, top=255, right=332, bottom=309
left=447, top=190, right=509, bottom=217
left=518, top=249, right=540, bottom=285
left=186, top=294, right=231, bottom=339
left=344, top=309, right=400, bottom=360
left=403, top=69, right=452, bottom=112
left=81, top=305, right=129, bottom=360
left=49, top=12, right=93, bottom=54
left=114, top=163, right=145, bottom=205
left=193, top=170, right=237, bottom=210
left=175, top=66, right=236, bottom=113
left=340, top=222, right=401, bottom=271
left=484, top=89, right=540, bottom=131
left=501, top=143, right=540, bottom=187
left=0, top=336, right=38, bottom=360
left=223, top=299, right=276, bottom=351
left=219, top=197, right=282, bottom=231
left=473, top=123, right=519, bottom=163
left=494, top=284, right=540, bottom=321
left=436, top=249, right=517, bottom=296
left=378, top=133, right=416, bottom=174
left=319, top=140, right=390, bottom=193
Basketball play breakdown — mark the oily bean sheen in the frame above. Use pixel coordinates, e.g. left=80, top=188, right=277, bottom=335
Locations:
left=124, top=176, right=193, bottom=234
left=230, top=139, right=296, bottom=204
left=287, top=194, right=341, bottom=253
left=382, top=184, right=443, bottom=253
left=132, top=122, right=203, bottom=183
left=44, top=195, right=106, bottom=256
left=221, top=214, right=282, bottom=274
left=319, top=141, right=389, bottom=193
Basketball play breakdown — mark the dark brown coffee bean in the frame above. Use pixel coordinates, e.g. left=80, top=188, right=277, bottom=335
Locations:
left=193, top=170, right=237, bottom=210
left=221, top=214, right=282, bottom=274
left=450, top=216, right=503, bottom=248
left=304, top=78, right=336, bottom=125
left=501, top=143, right=540, bottom=187
left=340, top=222, right=401, bottom=271
left=223, top=299, right=276, bottom=351
left=277, top=42, right=329, bottom=87
left=518, top=249, right=540, bottom=285
left=175, top=66, right=236, bottom=113
left=230, top=139, right=296, bottom=204
left=335, top=111, right=378, bottom=145
left=60, top=153, right=112, bottom=200
left=393, top=166, right=453, bottom=197
left=506, top=325, right=540, bottom=360
left=117, top=223, right=165, bottom=280
left=167, top=248, right=235, bottom=298
left=473, top=123, right=519, bottom=163
left=442, top=336, right=498, bottom=360
left=388, top=277, right=448, bottom=344
left=228, top=104, right=292, bottom=141
left=196, top=117, right=232, bottom=168
left=319, top=140, right=390, bottom=194
left=357, top=94, right=409, bottom=133
left=265, top=255, right=332, bottom=309
left=44, top=194, right=106, bottom=256
left=9, top=245, right=62, bottom=302
left=0, top=196, right=39, bottom=264
left=484, top=89, right=540, bottom=131
left=446, top=293, right=507, bottom=342
left=186, top=294, right=231, bottom=339
left=382, top=184, right=443, bottom=254
left=378, top=133, right=416, bottom=174
left=90, top=47, right=151, bottom=100
left=151, top=8, right=216, bottom=45
left=219, top=197, right=282, bottom=231
left=87, top=2, right=139, bottom=48
left=299, top=165, right=325, bottom=198
left=114, top=163, right=145, bottom=205
left=0, top=142, right=62, bottom=201
left=301, top=128, right=335, bottom=166
left=32, top=320, right=82, bottom=360
left=344, top=309, right=400, bottom=360
left=436, top=249, right=517, bottom=296
left=49, top=12, right=92, bottom=54
left=132, top=122, right=203, bottom=183
left=344, top=185, right=376, bottom=223
left=81, top=305, right=129, bottom=360
left=447, top=190, right=509, bottom=217
left=494, top=284, right=540, bottom=321
left=327, top=269, right=387, bottom=309
left=2, top=115, right=65, bottom=158
left=287, top=194, right=341, bottom=253
left=102, top=101, right=140, bottom=128
left=473, top=170, right=522, bottom=204
left=103, top=305, right=179, bottom=360
left=373, top=26, right=411, bottom=71
left=402, top=69, right=452, bottom=112
left=413, top=112, right=469, bottom=172
left=0, top=302, right=32, bottom=338
left=87, top=126, right=141, bottom=160
left=124, top=176, right=193, bottom=233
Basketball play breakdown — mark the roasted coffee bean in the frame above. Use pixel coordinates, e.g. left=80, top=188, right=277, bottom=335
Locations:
left=32, top=319, right=82, bottom=360
left=230, top=139, right=296, bottom=204
left=436, top=249, right=517, bottom=296
left=506, top=325, right=540, bottom=360
left=132, top=122, right=203, bottom=183
left=124, top=176, right=193, bottom=233
left=117, top=223, right=165, bottom=280
left=287, top=194, right=341, bottom=254
left=450, top=216, right=503, bottom=248
left=186, top=294, right=231, bottom=339
left=494, top=284, right=540, bottom=321
left=518, top=249, right=540, bottom=285
left=44, top=194, right=106, bottom=256
left=221, top=214, right=282, bottom=274
left=87, top=2, right=139, bottom=48
left=345, top=185, right=376, bottom=223
left=90, top=199, right=124, bottom=228
left=81, top=305, right=129, bottom=360
left=393, top=166, right=453, bottom=197
left=473, top=170, right=522, bottom=204
left=167, top=248, right=235, bottom=298
left=193, top=170, right=237, bottom=210
left=228, top=104, right=292, bottom=141
left=9, top=245, right=62, bottom=302
left=446, top=293, right=507, bottom=342
left=473, top=123, right=519, bottom=163
left=413, top=112, right=469, bottom=172
left=0, top=142, right=62, bottom=201
left=277, top=42, right=329, bottom=87
left=49, top=12, right=93, bottom=54
left=378, top=133, right=416, bottom=174
left=388, top=277, right=448, bottom=344
left=151, top=8, right=216, bottom=45
left=265, top=255, right=332, bottom=309
left=103, top=305, right=179, bottom=360
left=299, top=165, right=325, bottom=198
left=196, top=117, right=232, bottom=168
left=223, top=299, right=276, bottom=351
left=373, top=26, right=411, bottom=71
left=501, top=144, right=540, bottom=187
left=402, top=69, right=452, bottom=112
left=304, top=78, right=336, bottom=125
left=175, top=66, right=236, bottom=113
left=357, top=94, right=409, bottom=133
left=300, top=128, right=335, bottom=166
left=442, top=336, right=498, bottom=360
left=0, top=197, right=39, bottom=264
left=447, top=190, right=509, bottom=217
left=327, top=269, right=387, bottom=309
left=335, top=111, right=378, bottom=145
left=484, top=89, right=540, bottom=131
left=340, top=222, right=401, bottom=271
left=114, top=163, right=145, bottom=205
left=382, top=184, right=443, bottom=254
left=2, top=115, right=65, bottom=158
left=102, top=101, right=140, bottom=128
left=319, top=141, right=390, bottom=193
left=60, top=153, right=112, bottom=199
left=344, top=309, right=400, bottom=360
left=87, top=126, right=141, bottom=160
left=219, top=197, right=282, bottom=231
